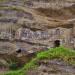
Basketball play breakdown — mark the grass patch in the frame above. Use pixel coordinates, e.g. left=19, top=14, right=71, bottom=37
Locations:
left=0, top=6, right=23, bottom=11
left=0, top=0, right=9, bottom=2
left=3, top=46, right=75, bottom=75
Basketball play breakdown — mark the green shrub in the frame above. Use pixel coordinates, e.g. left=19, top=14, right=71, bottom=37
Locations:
left=9, top=63, right=18, bottom=70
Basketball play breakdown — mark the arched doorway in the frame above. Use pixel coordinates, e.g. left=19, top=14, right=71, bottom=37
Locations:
left=54, top=40, right=60, bottom=47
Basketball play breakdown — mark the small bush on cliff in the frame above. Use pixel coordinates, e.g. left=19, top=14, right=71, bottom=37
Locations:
left=9, top=63, right=18, bottom=70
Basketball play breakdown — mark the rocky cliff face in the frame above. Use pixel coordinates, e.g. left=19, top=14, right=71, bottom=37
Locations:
left=0, top=0, right=75, bottom=70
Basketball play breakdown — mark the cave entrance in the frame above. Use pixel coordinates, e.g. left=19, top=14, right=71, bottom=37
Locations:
left=16, top=49, right=21, bottom=53
left=54, top=40, right=60, bottom=47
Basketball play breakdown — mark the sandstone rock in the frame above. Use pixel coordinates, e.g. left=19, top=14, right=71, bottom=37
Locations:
left=0, top=0, right=74, bottom=56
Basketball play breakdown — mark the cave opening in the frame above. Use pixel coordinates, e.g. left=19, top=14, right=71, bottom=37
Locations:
left=54, top=40, right=60, bottom=47
left=16, top=49, right=21, bottom=53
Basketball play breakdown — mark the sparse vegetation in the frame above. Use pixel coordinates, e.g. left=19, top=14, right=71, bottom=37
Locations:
left=0, top=0, right=75, bottom=75
left=0, top=6, right=24, bottom=12
left=0, top=0, right=9, bottom=2
left=3, top=46, right=75, bottom=75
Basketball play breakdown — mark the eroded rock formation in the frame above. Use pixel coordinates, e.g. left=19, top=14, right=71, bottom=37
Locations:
left=0, top=0, right=75, bottom=68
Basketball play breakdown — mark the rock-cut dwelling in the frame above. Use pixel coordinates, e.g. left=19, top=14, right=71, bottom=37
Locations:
left=15, top=24, right=75, bottom=49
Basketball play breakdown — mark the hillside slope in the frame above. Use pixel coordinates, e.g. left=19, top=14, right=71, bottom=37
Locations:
left=0, top=0, right=75, bottom=74
left=4, top=47, right=75, bottom=75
